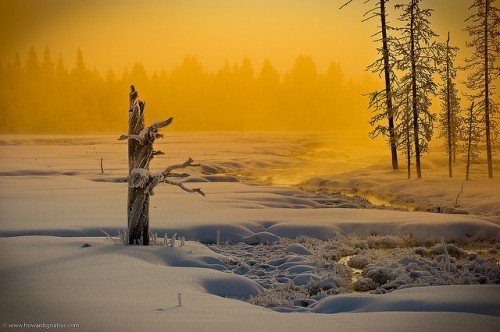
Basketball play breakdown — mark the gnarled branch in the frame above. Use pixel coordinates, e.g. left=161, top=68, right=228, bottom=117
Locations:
left=138, top=157, right=204, bottom=196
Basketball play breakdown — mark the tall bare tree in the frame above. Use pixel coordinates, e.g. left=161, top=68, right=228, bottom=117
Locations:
left=394, top=0, right=439, bottom=178
left=464, top=0, right=499, bottom=179
left=462, top=102, right=481, bottom=180
left=438, top=32, right=461, bottom=178
left=341, top=0, right=399, bottom=170
left=119, top=85, right=204, bottom=245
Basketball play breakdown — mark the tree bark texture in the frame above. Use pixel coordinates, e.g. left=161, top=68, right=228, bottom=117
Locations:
left=127, top=86, right=151, bottom=245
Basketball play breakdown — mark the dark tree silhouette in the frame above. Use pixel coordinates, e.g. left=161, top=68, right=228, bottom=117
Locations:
left=395, top=0, right=439, bottom=178
left=438, top=33, right=461, bottom=178
left=464, top=0, right=499, bottom=179
left=341, top=0, right=399, bottom=170
left=119, top=85, right=204, bottom=245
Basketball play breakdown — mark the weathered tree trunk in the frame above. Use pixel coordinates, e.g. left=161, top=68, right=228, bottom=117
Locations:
left=127, top=86, right=152, bottom=245
left=410, top=1, right=422, bottom=179
left=446, top=33, right=453, bottom=178
left=380, top=0, right=398, bottom=171
left=484, top=0, right=493, bottom=178
left=121, top=85, right=204, bottom=245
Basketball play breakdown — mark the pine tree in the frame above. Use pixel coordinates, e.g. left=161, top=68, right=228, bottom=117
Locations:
left=438, top=32, right=461, bottom=178
left=464, top=0, right=499, bottom=178
left=341, top=0, right=399, bottom=170
left=394, top=0, right=440, bottom=178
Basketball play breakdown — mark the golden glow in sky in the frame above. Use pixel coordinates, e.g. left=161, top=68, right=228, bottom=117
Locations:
left=1, top=0, right=472, bottom=77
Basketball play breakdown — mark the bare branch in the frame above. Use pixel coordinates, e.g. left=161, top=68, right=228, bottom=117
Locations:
left=339, top=0, right=354, bottom=10
left=163, top=178, right=205, bottom=196
left=166, top=172, right=190, bottom=178
left=161, top=157, right=201, bottom=176
left=152, top=150, right=165, bottom=156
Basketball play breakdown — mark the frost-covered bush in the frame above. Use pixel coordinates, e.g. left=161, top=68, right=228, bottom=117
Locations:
left=248, top=282, right=310, bottom=308
left=353, top=277, right=377, bottom=291
left=430, top=243, right=466, bottom=258
left=413, top=247, right=428, bottom=257
left=347, top=255, right=370, bottom=269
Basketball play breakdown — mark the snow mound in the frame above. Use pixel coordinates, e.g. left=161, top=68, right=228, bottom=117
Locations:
left=284, top=243, right=313, bottom=255
left=201, top=274, right=264, bottom=299
left=310, top=285, right=500, bottom=316
left=287, top=265, right=316, bottom=274
left=293, top=273, right=320, bottom=286
left=241, top=232, right=280, bottom=245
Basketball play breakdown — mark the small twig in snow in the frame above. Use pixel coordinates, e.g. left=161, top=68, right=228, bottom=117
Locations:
left=99, top=228, right=119, bottom=245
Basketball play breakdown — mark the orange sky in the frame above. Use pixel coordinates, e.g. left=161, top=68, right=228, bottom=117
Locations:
left=0, top=0, right=473, bottom=79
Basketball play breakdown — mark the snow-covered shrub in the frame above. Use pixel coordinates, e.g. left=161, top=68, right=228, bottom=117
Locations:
left=347, top=255, right=370, bottom=269
left=353, top=277, right=377, bottom=291
left=430, top=243, right=466, bottom=258
left=248, top=282, right=310, bottom=308
left=413, top=247, right=428, bottom=257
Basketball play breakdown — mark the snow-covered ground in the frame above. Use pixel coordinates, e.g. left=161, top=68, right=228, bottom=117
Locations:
left=0, top=133, right=499, bottom=331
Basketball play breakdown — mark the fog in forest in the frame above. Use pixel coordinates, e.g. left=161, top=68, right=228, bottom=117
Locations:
left=0, top=0, right=478, bottom=134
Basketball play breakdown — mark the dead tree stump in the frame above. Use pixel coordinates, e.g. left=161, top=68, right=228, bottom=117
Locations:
left=119, top=85, right=204, bottom=245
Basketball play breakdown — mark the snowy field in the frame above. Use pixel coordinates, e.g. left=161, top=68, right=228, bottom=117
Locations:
left=0, top=133, right=499, bottom=331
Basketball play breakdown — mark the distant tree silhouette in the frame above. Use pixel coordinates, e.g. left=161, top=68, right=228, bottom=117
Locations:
left=341, top=0, right=399, bottom=170
left=284, top=55, right=320, bottom=129
left=41, top=45, right=54, bottom=79
left=256, top=59, right=281, bottom=129
left=464, top=0, right=499, bottom=178
left=0, top=47, right=376, bottom=134
left=438, top=33, right=461, bottom=178
left=25, top=46, right=40, bottom=76
left=75, top=48, right=85, bottom=73
left=394, top=0, right=440, bottom=178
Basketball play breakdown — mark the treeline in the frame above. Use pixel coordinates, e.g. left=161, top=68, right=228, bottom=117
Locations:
left=0, top=47, right=375, bottom=133
left=343, top=0, right=498, bottom=179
